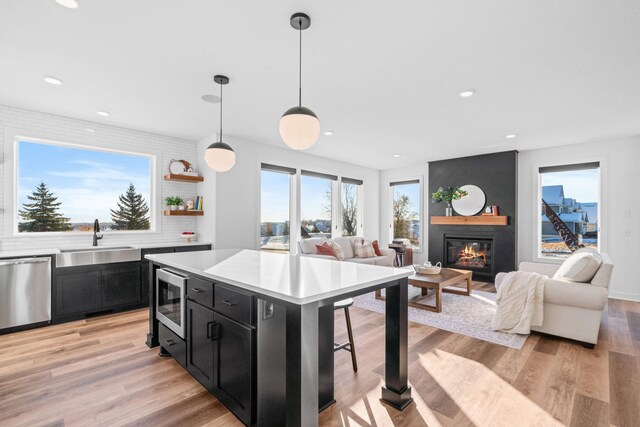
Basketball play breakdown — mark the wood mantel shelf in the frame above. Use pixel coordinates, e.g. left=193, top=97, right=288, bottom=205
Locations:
left=431, top=216, right=508, bottom=226
left=163, top=210, right=204, bottom=216
left=163, top=174, right=204, bottom=183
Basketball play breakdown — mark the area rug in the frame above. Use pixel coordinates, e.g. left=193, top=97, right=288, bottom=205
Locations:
left=353, top=287, right=528, bottom=349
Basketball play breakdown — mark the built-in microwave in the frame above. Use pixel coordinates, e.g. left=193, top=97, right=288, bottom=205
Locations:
left=156, top=268, right=187, bottom=338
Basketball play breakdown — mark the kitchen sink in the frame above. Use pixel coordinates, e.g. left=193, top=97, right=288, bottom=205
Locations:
left=56, top=246, right=141, bottom=268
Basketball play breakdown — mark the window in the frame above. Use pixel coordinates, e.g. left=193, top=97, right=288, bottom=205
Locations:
left=260, top=164, right=294, bottom=252
left=341, top=177, right=362, bottom=236
left=390, top=180, right=421, bottom=251
left=16, top=139, right=154, bottom=234
left=539, top=162, right=600, bottom=258
left=300, top=170, right=336, bottom=239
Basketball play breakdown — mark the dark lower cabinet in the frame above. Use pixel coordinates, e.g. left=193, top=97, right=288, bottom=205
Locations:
left=214, top=314, right=254, bottom=426
left=102, top=264, right=141, bottom=307
left=54, top=262, right=142, bottom=323
left=186, top=300, right=216, bottom=390
left=55, top=271, right=102, bottom=316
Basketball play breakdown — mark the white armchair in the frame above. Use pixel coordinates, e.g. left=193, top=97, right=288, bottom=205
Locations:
left=495, top=253, right=613, bottom=346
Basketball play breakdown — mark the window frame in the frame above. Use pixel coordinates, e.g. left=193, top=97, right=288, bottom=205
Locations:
left=256, top=159, right=365, bottom=253
left=5, top=133, right=158, bottom=237
left=389, top=177, right=424, bottom=253
left=533, top=157, right=606, bottom=263
left=258, top=164, right=295, bottom=252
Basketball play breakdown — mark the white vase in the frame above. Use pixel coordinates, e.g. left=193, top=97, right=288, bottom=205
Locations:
left=170, top=205, right=177, bottom=211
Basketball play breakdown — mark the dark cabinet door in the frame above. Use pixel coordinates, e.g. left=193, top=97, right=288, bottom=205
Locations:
left=55, top=271, right=102, bottom=316
left=102, top=264, right=141, bottom=307
left=214, top=313, right=254, bottom=426
left=186, top=300, right=216, bottom=390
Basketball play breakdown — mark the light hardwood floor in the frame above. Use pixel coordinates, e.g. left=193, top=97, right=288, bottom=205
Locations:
left=1, top=282, right=639, bottom=427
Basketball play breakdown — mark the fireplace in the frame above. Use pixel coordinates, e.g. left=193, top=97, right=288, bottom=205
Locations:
left=445, top=237, right=493, bottom=275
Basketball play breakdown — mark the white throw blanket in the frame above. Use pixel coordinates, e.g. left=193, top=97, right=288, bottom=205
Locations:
left=492, top=271, right=546, bottom=334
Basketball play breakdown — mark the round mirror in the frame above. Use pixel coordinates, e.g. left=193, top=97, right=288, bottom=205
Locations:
left=452, top=184, right=486, bottom=216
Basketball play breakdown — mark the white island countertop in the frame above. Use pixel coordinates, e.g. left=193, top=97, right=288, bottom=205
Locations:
left=146, top=249, right=413, bottom=306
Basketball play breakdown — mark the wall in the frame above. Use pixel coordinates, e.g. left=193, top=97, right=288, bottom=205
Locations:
left=518, top=136, right=640, bottom=301
left=428, top=151, right=518, bottom=279
left=379, top=164, right=429, bottom=264
left=196, top=135, right=380, bottom=251
left=0, top=105, right=198, bottom=251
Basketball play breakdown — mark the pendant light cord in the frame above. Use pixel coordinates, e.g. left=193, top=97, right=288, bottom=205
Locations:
left=299, top=21, right=302, bottom=107
left=219, top=80, right=223, bottom=141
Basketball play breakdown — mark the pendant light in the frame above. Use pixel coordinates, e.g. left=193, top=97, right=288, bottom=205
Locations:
left=279, top=12, right=320, bottom=150
left=205, top=75, right=235, bottom=172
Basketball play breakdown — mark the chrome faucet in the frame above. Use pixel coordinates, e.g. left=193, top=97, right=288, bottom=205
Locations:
left=93, top=219, right=103, bottom=246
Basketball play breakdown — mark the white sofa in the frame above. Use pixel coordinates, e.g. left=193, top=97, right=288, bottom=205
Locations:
left=298, top=236, right=396, bottom=267
left=495, top=252, right=613, bottom=346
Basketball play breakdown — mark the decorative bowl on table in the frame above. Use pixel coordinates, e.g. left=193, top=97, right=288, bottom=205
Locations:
left=180, top=232, right=196, bottom=243
left=413, top=263, right=441, bottom=275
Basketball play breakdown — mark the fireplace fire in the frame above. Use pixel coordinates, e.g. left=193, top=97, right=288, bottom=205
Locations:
left=445, top=237, right=493, bottom=274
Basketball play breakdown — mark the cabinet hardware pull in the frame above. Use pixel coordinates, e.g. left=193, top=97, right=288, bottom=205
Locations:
left=191, top=288, right=204, bottom=293
left=165, top=339, right=175, bottom=346
left=222, top=300, right=237, bottom=306
left=207, top=321, right=220, bottom=340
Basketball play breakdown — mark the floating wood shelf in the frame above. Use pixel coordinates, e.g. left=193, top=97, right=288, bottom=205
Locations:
left=163, top=210, right=204, bottom=216
left=163, top=174, right=204, bottom=183
left=430, top=216, right=508, bottom=226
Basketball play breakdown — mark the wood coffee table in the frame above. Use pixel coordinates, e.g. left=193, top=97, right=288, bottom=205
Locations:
left=375, top=268, right=472, bottom=313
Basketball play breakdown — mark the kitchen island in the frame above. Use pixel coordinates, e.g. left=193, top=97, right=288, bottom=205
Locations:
left=146, top=249, right=413, bottom=427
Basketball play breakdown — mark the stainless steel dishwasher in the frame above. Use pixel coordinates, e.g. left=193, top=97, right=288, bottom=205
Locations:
left=0, top=257, right=51, bottom=330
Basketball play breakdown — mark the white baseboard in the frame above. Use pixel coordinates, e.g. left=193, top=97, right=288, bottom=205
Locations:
left=608, top=291, right=640, bottom=302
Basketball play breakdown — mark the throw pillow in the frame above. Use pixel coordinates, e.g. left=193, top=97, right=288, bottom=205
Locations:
left=371, top=240, right=383, bottom=257
left=553, top=250, right=603, bottom=283
left=315, top=243, right=336, bottom=258
left=354, top=239, right=376, bottom=258
left=328, top=240, right=346, bottom=261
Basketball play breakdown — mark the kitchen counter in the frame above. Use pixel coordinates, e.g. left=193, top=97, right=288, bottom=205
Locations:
left=0, top=241, right=212, bottom=259
left=145, top=248, right=412, bottom=306
left=147, top=248, right=414, bottom=426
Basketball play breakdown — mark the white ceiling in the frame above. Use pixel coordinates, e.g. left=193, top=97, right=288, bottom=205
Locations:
left=1, top=0, right=639, bottom=170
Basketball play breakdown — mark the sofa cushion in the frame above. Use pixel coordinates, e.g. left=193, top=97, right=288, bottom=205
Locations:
left=327, top=240, right=345, bottom=260
left=316, top=242, right=336, bottom=257
left=371, top=240, right=382, bottom=256
left=345, top=257, right=376, bottom=265
left=553, top=251, right=603, bottom=283
left=354, top=239, right=376, bottom=258
left=299, top=238, right=328, bottom=254
left=332, top=237, right=355, bottom=259
left=373, top=255, right=394, bottom=267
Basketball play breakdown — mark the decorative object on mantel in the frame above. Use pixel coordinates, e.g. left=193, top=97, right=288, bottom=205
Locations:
left=164, top=196, right=184, bottom=211
left=181, top=231, right=197, bottom=243
left=279, top=12, right=321, bottom=150
left=431, top=215, right=508, bottom=226
left=205, top=75, right=236, bottom=172
left=451, top=184, right=486, bottom=216
left=432, top=186, right=469, bottom=216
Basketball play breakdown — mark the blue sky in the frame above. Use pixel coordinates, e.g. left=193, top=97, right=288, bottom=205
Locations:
left=260, top=171, right=333, bottom=222
left=394, top=182, right=420, bottom=216
left=542, top=169, right=598, bottom=203
left=18, top=141, right=152, bottom=223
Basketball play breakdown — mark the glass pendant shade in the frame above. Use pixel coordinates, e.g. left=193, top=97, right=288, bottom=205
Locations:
left=279, top=106, right=320, bottom=150
left=205, top=141, right=235, bottom=172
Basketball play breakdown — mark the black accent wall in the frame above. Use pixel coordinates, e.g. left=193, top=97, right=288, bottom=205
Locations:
left=428, top=151, right=517, bottom=281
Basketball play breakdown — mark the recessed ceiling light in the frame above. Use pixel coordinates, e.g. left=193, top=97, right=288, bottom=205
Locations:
left=393, top=154, right=401, bottom=158
left=55, top=0, right=78, bottom=9
left=323, top=130, right=334, bottom=136
left=505, top=134, right=517, bottom=139
left=97, top=111, right=110, bottom=117
left=201, top=94, right=220, bottom=104
left=460, top=90, right=475, bottom=98
left=43, top=76, right=63, bottom=85
left=85, top=128, right=95, bottom=133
